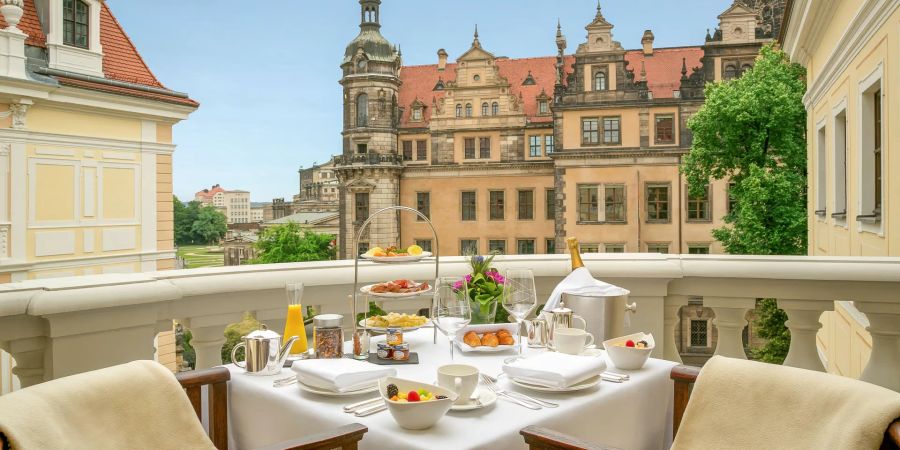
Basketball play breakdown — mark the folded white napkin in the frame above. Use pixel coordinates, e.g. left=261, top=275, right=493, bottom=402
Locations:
left=543, top=267, right=630, bottom=313
left=502, top=352, right=607, bottom=388
left=291, top=359, right=396, bottom=393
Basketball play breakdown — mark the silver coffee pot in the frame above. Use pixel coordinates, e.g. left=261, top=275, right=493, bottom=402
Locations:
left=231, top=324, right=299, bottom=376
left=543, top=301, right=588, bottom=347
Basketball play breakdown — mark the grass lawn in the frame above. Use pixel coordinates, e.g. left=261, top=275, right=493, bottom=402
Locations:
left=176, top=245, right=224, bottom=269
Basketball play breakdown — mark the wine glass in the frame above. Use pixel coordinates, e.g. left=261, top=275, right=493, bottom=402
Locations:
left=432, top=277, right=471, bottom=361
left=502, top=268, right=538, bottom=355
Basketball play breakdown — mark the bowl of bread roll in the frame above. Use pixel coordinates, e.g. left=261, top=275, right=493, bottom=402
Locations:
left=454, top=323, right=519, bottom=352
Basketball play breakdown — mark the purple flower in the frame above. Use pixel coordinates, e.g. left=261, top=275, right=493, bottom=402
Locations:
left=475, top=255, right=485, bottom=264
left=465, top=274, right=473, bottom=282
left=486, top=270, right=505, bottom=284
left=452, top=280, right=463, bottom=291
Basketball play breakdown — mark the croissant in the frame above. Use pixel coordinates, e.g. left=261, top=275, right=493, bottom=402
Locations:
left=496, top=329, right=512, bottom=338
left=482, top=333, right=499, bottom=347
left=463, top=331, right=482, bottom=347
left=498, top=334, right=515, bottom=346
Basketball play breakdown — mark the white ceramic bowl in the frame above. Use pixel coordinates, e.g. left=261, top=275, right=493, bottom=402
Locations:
left=379, top=377, right=458, bottom=430
left=603, top=332, right=654, bottom=370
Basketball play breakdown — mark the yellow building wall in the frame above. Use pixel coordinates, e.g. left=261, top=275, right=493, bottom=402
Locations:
left=156, top=153, right=174, bottom=259
left=26, top=107, right=142, bottom=141
left=452, top=131, right=503, bottom=163
left=0, top=273, right=10, bottom=283
left=561, top=108, right=641, bottom=149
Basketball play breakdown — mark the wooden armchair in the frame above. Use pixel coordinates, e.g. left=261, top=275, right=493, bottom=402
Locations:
left=521, top=365, right=900, bottom=450
left=176, top=367, right=368, bottom=450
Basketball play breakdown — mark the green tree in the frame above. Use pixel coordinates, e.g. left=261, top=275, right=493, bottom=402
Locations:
left=191, top=205, right=227, bottom=244
left=173, top=196, right=201, bottom=245
left=251, top=222, right=335, bottom=264
left=682, top=44, right=807, bottom=363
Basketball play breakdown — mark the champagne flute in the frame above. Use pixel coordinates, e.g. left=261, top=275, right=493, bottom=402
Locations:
left=502, top=268, right=538, bottom=355
left=432, top=277, right=471, bottom=361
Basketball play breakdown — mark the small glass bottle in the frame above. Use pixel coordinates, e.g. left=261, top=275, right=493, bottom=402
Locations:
left=313, top=314, right=344, bottom=359
left=352, top=329, right=370, bottom=360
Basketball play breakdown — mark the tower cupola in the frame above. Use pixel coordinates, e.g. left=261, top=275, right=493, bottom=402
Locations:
left=343, top=0, right=399, bottom=68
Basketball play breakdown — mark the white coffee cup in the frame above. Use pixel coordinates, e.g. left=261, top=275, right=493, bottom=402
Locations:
left=437, top=364, right=479, bottom=405
left=554, top=328, right=595, bottom=355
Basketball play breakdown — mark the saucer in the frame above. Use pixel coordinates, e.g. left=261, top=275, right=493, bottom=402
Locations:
left=450, top=389, right=497, bottom=411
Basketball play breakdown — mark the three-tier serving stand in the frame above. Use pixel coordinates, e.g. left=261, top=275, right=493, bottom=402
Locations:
left=352, top=205, right=441, bottom=345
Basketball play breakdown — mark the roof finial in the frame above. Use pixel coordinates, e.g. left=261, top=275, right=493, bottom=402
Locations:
left=473, top=24, right=481, bottom=48
left=596, top=0, right=603, bottom=17
left=681, top=57, right=688, bottom=78
left=640, top=60, right=647, bottom=81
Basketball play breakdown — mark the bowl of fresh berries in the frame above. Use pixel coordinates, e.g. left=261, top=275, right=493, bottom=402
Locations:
left=380, top=377, right=458, bottom=430
left=603, top=332, right=655, bottom=370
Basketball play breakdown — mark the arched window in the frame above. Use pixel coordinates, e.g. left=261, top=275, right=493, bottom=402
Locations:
left=465, top=103, right=472, bottom=117
left=481, top=103, right=489, bottom=116
left=741, top=64, right=753, bottom=75
left=63, top=0, right=90, bottom=49
left=723, top=65, right=737, bottom=80
left=356, top=93, right=368, bottom=127
left=492, top=102, right=499, bottom=116
left=594, top=72, right=607, bottom=91
left=456, top=104, right=462, bottom=117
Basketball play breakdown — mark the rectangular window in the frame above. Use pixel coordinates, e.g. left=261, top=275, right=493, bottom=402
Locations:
left=402, top=141, right=413, bottom=161
left=815, top=125, right=827, bottom=215
left=460, top=239, right=479, bottom=255
left=529, top=136, right=541, bottom=157
left=354, top=192, right=369, bottom=222
left=687, top=186, right=711, bottom=221
left=357, top=143, right=367, bottom=154
left=690, top=320, right=708, bottom=347
left=461, top=191, right=476, bottom=221
left=545, top=238, right=556, bottom=254
left=488, top=239, right=506, bottom=254
left=605, top=244, right=625, bottom=253
left=518, top=190, right=534, bottom=220
left=646, top=184, right=669, bottom=222
left=415, top=239, right=432, bottom=253
left=582, top=118, right=599, bottom=144
left=688, top=245, right=710, bottom=255
left=545, top=135, right=554, bottom=154
left=416, top=140, right=427, bottom=161
left=464, top=138, right=476, bottom=159
left=546, top=188, right=555, bottom=220
left=833, top=110, right=848, bottom=218
left=578, top=185, right=599, bottom=222
left=647, top=243, right=669, bottom=254
left=479, top=137, right=491, bottom=159
left=63, top=0, right=89, bottom=49
left=602, top=117, right=621, bottom=145
left=655, top=115, right=675, bottom=144
left=874, top=90, right=882, bottom=216
left=605, top=185, right=626, bottom=222
left=517, top=239, right=536, bottom=255
left=489, top=190, right=505, bottom=220
left=539, top=100, right=549, bottom=115
left=416, top=192, right=430, bottom=220
left=581, top=244, right=600, bottom=253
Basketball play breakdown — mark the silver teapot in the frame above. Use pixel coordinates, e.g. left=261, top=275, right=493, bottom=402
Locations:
left=543, top=301, right=588, bottom=347
left=231, top=324, right=298, bottom=376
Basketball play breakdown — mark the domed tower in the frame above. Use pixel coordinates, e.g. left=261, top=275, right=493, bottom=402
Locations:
left=335, top=0, right=403, bottom=259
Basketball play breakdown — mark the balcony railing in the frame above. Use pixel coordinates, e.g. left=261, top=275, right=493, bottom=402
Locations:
left=1, top=254, right=899, bottom=392
left=334, top=153, right=403, bottom=166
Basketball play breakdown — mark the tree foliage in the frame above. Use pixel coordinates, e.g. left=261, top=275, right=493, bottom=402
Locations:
left=683, top=45, right=807, bottom=362
left=174, top=196, right=227, bottom=245
left=251, top=222, right=335, bottom=264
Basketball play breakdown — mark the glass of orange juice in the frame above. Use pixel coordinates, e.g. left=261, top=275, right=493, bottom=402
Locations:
left=283, top=282, right=309, bottom=360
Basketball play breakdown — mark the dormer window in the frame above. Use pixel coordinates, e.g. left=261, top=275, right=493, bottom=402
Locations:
left=412, top=107, right=422, bottom=121
left=539, top=100, right=549, bottom=115
left=64, top=0, right=90, bottom=49
left=594, top=72, right=607, bottom=91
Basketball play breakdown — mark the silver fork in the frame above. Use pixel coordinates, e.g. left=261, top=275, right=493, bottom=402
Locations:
left=481, top=374, right=559, bottom=408
left=479, top=375, right=541, bottom=410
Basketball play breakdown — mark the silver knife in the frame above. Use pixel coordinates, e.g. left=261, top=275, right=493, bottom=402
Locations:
left=343, top=397, right=382, bottom=413
left=354, top=402, right=387, bottom=416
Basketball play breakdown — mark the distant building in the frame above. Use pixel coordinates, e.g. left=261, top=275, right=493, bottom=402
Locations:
left=194, top=185, right=252, bottom=224
left=263, top=198, right=292, bottom=222
left=265, top=211, right=340, bottom=247
left=295, top=159, right=340, bottom=212
left=250, top=207, right=264, bottom=223
left=223, top=234, right=258, bottom=266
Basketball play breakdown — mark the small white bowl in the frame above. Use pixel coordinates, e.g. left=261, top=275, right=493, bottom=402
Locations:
left=379, top=377, right=458, bottom=430
left=603, top=332, right=654, bottom=370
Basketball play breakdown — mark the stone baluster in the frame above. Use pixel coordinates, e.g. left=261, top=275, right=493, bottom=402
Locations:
left=5, top=337, right=46, bottom=388
left=854, top=301, right=900, bottom=392
left=183, top=313, right=243, bottom=370
left=663, top=295, right=689, bottom=364
left=777, top=299, right=833, bottom=371
left=705, top=297, right=755, bottom=359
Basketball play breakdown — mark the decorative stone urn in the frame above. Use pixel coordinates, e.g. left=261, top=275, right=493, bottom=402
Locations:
left=0, top=0, right=24, bottom=32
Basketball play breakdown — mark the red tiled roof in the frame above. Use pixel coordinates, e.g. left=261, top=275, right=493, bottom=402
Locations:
left=624, top=47, right=703, bottom=99
left=0, top=0, right=45, bottom=47
left=195, top=185, right=226, bottom=200
left=398, top=55, right=575, bottom=129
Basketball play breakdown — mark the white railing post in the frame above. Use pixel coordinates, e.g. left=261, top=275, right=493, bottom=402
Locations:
left=854, top=302, right=900, bottom=392
left=663, top=295, right=689, bottom=363
left=777, top=299, right=832, bottom=371
left=6, top=337, right=45, bottom=388
left=705, top=297, right=755, bottom=359
left=183, top=313, right=244, bottom=370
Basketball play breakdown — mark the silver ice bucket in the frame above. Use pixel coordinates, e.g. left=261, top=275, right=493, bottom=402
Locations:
left=560, top=293, right=636, bottom=343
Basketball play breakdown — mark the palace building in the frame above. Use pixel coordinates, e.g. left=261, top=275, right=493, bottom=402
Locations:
left=335, top=0, right=784, bottom=259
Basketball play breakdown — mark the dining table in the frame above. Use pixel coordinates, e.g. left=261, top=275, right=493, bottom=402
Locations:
left=227, top=328, right=676, bottom=450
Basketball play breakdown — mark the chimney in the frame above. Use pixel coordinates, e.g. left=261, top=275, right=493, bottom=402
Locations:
left=437, top=49, right=448, bottom=71
left=641, top=30, right=654, bottom=56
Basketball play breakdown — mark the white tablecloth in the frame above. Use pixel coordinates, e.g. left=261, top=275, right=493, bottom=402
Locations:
left=228, top=329, right=675, bottom=450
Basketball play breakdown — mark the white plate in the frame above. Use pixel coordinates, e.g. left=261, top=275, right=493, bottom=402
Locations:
left=453, top=341, right=517, bottom=353
left=360, top=252, right=433, bottom=263
left=360, top=283, right=433, bottom=298
left=296, top=379, right=379, bottom=397
left=450, top=389, right=497, bottom=411
left=358, top=318, right=429, bottom=333
left=453, top=323, right=519, bottom=352
left=510, top=374, right=602, bottom=393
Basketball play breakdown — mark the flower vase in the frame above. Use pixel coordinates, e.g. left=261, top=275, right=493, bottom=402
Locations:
left=469, top=298, right=498, bottom=324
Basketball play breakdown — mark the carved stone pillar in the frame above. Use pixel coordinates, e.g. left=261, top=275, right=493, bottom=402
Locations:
left=778, top=299, right=833, bottom=372
left=705, top=297, right=755, bottom=360
left=183, top=313, right=243, bottom=370
left=855, top=301, right=900, bottom=392
left=663, top=295, right=689, bottom=363
left=7, top=336, right=46, bottom=388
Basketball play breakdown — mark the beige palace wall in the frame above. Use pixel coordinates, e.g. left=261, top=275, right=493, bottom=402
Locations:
left=399, top=170, right=555, bottom=256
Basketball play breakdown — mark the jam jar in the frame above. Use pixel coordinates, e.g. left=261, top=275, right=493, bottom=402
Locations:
left=313, top=314, right=344, bottom=359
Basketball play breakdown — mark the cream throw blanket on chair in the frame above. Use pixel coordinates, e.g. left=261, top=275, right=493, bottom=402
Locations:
left=0, top=360, right=216, bottom=450
left=672, top=356, right=900, bottom=450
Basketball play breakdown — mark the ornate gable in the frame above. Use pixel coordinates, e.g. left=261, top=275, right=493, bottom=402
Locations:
left=718, top=1, right=760, bottom=43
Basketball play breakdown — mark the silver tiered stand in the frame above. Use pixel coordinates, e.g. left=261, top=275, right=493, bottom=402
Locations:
left=352, top=205, right=441, bottom=345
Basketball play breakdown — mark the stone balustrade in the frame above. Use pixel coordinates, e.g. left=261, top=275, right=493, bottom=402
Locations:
left=1, top=254, right=899, bottom=392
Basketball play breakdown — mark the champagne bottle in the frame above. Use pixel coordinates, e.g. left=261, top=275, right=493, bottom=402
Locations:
left=566, top=237, right=585, bottom=270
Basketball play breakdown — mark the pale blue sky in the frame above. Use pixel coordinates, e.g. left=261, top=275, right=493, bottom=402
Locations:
left=108, top=0, right=734, bottom=201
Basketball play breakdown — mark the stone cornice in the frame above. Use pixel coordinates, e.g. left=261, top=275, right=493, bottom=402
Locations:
left=401, top=161, right=554, bottom=178
left=551, top=147, right=688, bottom=160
